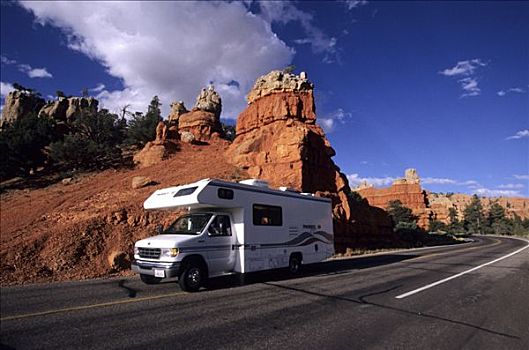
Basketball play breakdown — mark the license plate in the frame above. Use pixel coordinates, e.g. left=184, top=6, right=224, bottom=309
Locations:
left=154, top=269, right=165, bottom=278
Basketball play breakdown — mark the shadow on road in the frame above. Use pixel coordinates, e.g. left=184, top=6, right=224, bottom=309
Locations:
left=205, top=254, right=417, bottom=291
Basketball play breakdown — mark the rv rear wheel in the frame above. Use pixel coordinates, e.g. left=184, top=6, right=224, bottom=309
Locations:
left=179, top=264, right=204, bottom=292
left=289, top=254, right=302, bottom=274
left=140, top=274, right=162, bottom=285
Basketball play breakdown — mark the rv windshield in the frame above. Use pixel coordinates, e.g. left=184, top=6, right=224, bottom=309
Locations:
left=162, top=214, right=212, bottom=235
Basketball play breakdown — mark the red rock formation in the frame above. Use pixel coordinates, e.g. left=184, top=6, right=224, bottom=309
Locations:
left=178, top=110, right=221, bottom=143
left=355, top=169, right=529, bottom=228
left=227, top=71, right=396, bottom=251
left=357, top=182, right=432, bottom=228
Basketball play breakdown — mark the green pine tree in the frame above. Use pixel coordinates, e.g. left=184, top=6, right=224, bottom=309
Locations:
left=463, top=195, right=485, bottom=234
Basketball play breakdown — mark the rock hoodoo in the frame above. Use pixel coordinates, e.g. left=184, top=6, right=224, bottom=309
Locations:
left=178, top=85, right=222, bottom=143
left=227, top=70, right=395, bottom=251
left=0, top=90, right=45, bottom=127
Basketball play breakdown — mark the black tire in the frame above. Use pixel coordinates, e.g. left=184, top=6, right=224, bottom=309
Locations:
left=179, top=263, right=204, bottom=292
left=288, top=254, right=302, bottom=274
left=140, top=273, right=162, bottom=285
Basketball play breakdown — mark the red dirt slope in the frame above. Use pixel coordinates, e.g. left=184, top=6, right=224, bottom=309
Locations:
left=0, top=139, right=245, bottom=285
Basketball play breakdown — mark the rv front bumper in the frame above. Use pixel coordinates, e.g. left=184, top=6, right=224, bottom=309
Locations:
left=132, top=260, right=181, bottom=278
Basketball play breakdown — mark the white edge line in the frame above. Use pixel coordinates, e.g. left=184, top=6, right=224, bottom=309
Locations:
left=395, top=238, right=529, bottom=299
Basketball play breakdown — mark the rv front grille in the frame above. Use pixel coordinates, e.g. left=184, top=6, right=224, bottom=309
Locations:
left=138, top=248, right=161, bottom=259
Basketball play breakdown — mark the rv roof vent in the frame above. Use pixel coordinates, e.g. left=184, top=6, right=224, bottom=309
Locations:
left=279, top=186, right=299, bottom=193
left=300, top=192, right=315, bottom=196
left=239, top=179, right=269, bottom=188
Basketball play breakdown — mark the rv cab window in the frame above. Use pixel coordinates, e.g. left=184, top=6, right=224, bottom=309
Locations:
left=208, top=215, right=232, bottom=236
left=162, top=214, right=212, bottom=235
left=253, top=204, right=283, bottom=226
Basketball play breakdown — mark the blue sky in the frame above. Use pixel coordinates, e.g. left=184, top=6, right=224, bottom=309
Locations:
left=1, top=1, right=528, bottom=197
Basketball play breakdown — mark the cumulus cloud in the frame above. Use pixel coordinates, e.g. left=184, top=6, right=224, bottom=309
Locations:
left=439, top=58, right=486, bottom=97
left=0, top=54, right=53, bottom=79
left=19, top=1, right=294, bottom=117
left=506, top=129, right=529, bottom=140
left=497, top=87, right=525, bottom=96
left=256, top=2, right=338, bottom=63
left=514, top=174, right=529, bottom=181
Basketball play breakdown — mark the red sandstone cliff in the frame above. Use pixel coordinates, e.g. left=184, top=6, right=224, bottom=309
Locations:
left=226, top=70, right=396, bottom=251
left=356, top=169, right=529, bottom=228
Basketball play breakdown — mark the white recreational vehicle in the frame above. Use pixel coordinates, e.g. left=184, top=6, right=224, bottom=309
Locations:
left=132, top=178, right=334, bottom=292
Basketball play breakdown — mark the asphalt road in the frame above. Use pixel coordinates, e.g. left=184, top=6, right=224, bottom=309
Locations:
left=1, top=235, right=528, bottom=350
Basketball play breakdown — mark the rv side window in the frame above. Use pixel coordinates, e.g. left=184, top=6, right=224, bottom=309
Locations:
left=173, top=186, right=198, bottom=197
left=218, top=188, right=234, bottom=200
left=253, top=204, right=282, bottom=226
left=208, top=215, right=232, bottom=236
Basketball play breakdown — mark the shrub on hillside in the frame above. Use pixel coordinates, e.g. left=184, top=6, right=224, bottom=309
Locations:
left=125, top=96, right=161, bottom=146
left=0, top=113, right=57, bottom=180
left=49, top=109, right=124, bottom=170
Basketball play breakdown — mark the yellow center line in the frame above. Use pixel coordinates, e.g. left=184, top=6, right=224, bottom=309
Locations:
left=1, top=291, right=186, bottom=322
left=406, top=238, right=502, bottom=262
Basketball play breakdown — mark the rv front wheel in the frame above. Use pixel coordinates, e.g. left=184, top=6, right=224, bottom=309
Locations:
left=289, top=254, right=302, bottom=274
left=179, top=264, right=203, bottom=292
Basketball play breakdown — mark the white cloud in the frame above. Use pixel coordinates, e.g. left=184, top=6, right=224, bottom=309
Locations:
left=422, top=177, right=457, bottom=185
left=1, top=81, right=15, bottom=98
left=1, top=56, right=17, bottom=65
left=0, top=55, right=53, bottom=79
left=348, top=173, right=396, bottom=187
left=458, top=77, right=481, bottom=97
left=439, top=58, right=486, bottom=77
left=514, top=175, right=529, bottom=181
left=497, top=87, right=525, bottom=96
left=319, top=108, right=352, bottom=132
left=319, top=118, right=335, bottom=133
left=473, top=188, right=521, bottom=197
left=90, top=83, right=106, bottom=92
left=440, top=58, right=486, bottom=98
left=256, top=2, right=338, bottom=63
left=19, top=1, right=294, bottom=117
left=506, top=129, right=529, bottom=140
left=498, top=183, right=524, bottom=189
left=344, top=1, right=369, bottom=10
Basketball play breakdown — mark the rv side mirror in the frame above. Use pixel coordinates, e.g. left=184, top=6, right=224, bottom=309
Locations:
left=156, top=224, right=164, bottom=234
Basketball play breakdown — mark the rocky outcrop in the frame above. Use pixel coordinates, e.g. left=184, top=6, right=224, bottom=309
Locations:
left=194, top=85, right=222, bottom=119
left=227, top=70, right=396, bottom=251
left=0, top=90, right=45, bottom=126
left=177, top=86, right=222, bottom=143
left=246, top=70, right=313, bottom=104
left=133, top=142, right=169, bottom=168
left=178, top=110, right=221, bottom=143
left=168, top=101, right=188, bottom=127
left=39, top=96, right=98, bottom=122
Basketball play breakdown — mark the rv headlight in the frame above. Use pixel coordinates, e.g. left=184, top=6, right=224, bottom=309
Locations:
left=161, top=248, right=179, bottom=257
left=134, top=247, right=139, bottom=255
